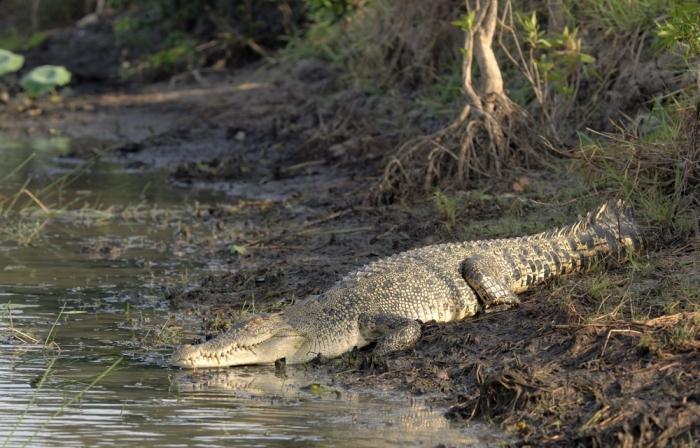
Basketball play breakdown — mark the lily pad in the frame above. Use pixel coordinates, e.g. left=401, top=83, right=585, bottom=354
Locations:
left=20, top=65, right=72, bottom=96
left=0, top=49, right=24, bottom=76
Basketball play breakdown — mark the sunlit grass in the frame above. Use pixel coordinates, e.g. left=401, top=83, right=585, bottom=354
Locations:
left=17, top=357, right=123, bottom=448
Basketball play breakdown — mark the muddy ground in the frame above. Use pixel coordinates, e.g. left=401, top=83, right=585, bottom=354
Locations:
left=2, top=54, right=699, bottom=446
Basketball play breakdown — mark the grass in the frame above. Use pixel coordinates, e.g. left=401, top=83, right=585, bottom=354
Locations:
left=576, top=103, right=698, bottom=239
left=1, top=301, right=40, bottom=344
left=43, top=302, right=66, bottom=350
left=1, top=299, right=124, bottom=448
left=120, top=39, right=197, bottom=80
left=1, top=357, right=56, bottom=448
left=546, top=151, right=699, bottom=350
left=17, top=357, right=123, bottom=448
left=432, top=190, right=459, bottom=229
left=574, top=0, right=685, bottom=35
left=415, top=62, right=464, bottom=116
left=121, top=307, right=183, bottom=348
left=281, top=0, right=465, bottom=97
left=0, top=151, right=102, bottom=246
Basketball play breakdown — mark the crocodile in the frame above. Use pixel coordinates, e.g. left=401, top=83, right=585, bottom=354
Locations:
left=171, top=199, right=643, bottom=368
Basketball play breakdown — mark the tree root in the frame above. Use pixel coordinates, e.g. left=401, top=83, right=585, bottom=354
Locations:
left=371, top=94, right=535, bottom=203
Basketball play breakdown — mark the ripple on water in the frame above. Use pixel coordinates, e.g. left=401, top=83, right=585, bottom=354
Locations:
left=0, top=137, right=503, bottom=448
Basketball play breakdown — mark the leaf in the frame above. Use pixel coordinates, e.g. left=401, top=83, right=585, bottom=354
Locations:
left=579, top=53, right=596, bottom=64
left=20, top=65, right=72, bottom=96
left=229, top=244, right=247, bottom=256
left=451, top=11, right=476, bottom=32
left=0, top=48, right=24, bottom=76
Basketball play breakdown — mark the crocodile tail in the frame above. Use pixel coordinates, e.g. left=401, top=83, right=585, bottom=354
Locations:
left=595, top=199, right=642, bottom=245
left=561, top=199, right=644, bottom=256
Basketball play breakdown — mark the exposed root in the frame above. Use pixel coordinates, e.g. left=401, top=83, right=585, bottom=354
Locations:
left=369, top=0, right=542, bottom=203
left=371, top=94, right=535, bottom=202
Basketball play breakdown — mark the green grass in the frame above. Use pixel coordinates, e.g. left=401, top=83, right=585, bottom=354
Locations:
left=573, top=0, right=682, bottom=34
left=432, top=190, right=459, bottom=229
left=415, top=62, right=464, bottom=116
left=119, top=37, right=197, bottom=80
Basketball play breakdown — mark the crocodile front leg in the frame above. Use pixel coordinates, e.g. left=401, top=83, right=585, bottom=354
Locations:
left=461, top=255, right=520, bottom=311
left=359, top=313, right=422, bottom=355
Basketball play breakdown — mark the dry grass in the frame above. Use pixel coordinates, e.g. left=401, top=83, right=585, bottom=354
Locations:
left=341, top=0, right=464, bottom=89
left=575, top=105, right=700, bottom=242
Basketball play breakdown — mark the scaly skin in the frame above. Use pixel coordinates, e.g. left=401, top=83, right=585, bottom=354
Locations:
left=171, top=200, right=643, bottom=368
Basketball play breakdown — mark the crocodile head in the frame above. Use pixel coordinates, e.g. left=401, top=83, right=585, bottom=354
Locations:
left=171, top=313, right=308, bottom=368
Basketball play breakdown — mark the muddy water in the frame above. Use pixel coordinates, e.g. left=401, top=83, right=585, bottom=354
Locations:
left=0, top=139, right=499, bottom=447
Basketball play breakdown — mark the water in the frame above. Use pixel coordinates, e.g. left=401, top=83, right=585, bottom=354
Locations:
left=0, top=138, right=500, bottom=447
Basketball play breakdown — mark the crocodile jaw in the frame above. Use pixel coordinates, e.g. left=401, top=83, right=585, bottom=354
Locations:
left=171, top=314, right=307, bottom=368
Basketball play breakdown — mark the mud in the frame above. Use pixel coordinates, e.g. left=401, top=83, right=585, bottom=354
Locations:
left=2, top=52, right=698, bottom=446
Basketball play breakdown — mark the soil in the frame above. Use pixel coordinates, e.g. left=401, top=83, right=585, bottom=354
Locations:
left=2, top=40, right=698, bottom=447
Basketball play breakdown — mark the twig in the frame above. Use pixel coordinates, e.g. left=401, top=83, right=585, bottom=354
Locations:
left=643, top=311, right=700, bottom=328
left=600, top=328, right=642, bottom=357
left=20, top=188, right=49, bottom=212
left=10, top=328, right=39, bottom=344
left=281, top=160, right=326, bottom=173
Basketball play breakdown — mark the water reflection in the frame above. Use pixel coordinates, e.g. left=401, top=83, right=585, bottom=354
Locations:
left=173, top=366, right=340, bottom=399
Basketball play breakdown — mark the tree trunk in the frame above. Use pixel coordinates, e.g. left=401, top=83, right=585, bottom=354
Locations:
left=373, top=0, right=533, bottom=202
left=472, top=0, right=504, bottom=99
left=461, top=0, right=506, bottom=115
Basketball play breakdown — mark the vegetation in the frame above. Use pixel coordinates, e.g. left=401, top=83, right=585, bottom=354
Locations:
left=0, top=47, right=72, bottom=98
left=0, top=49, right=25, bottom=76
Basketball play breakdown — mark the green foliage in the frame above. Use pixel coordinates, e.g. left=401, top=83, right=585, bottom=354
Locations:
left=112, top=0, right=300, bottom=79
left=432, top=190, right=458, bottom=229
left=656, top=3, right=700, bottom=57
left=285, top=0, right=366, bottom=62
left=517, top=12, right=595, bottom=98
left=111, top=0, right=215, bottom=79
left=451, top=11, right=476, bottom=32
left=580, top=0, right=674, bottom=34
left=283, top=19, right=345, bottom=62
left=416, top=62, right=464, bottom=115
left=305, top=0, right=362, bottom=23
left=577, top=98, right=697, bottom=237
left=0, top=49, right=24, bottom=76
left=20, top=65, right=72, bottom=97
left=113, top=16, right=152, bottom=49
left=143, top=39, right=196, bottom=73
left=113, top=2, right=204, bottom=50
left=283, top=11, right=387, bottom=91
left=0, top=32, right=46, bottom=53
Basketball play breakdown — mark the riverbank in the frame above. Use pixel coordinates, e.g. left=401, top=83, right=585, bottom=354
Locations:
left=2, top=49, right=698, bottom=445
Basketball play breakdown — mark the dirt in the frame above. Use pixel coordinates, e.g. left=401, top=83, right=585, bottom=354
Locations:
left=2, top=49, right=698, bottom=447
left=344, top=251, right=700, bottom=446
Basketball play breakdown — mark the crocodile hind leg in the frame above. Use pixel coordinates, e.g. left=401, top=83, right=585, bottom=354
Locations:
left=359, top=314, right=422, bottom=356
left=461, top=255, right=520, bottom=312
